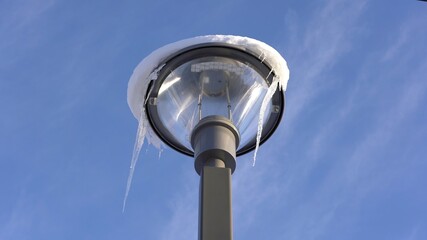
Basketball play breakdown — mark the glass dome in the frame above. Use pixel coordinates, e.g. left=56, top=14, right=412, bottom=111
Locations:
left=145, top=45, right=284, bottom=156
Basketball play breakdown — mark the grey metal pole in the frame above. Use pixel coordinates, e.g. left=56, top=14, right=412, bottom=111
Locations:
left=191, top=116, right=240, bottom=240
left=199, top=161, right=232, bottom=240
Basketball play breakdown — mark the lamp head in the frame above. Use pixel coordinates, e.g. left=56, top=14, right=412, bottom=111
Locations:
left=144, top=43, right=285, bottom=157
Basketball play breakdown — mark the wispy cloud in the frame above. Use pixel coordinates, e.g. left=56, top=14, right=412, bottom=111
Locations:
left=159, top=168, right=198, bottom=240
left=0, top=190, right=43, bottom=240
left=282, top=0, right=368, bottom=130
left=405, top=226, right=420, bottom=240
left=0, top=0, right=55, bottom=62
left=272, top=8, right=427, bottom=240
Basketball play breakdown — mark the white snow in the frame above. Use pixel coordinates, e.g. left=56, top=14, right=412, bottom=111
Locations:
left=124, top=35, right=289, bottom=210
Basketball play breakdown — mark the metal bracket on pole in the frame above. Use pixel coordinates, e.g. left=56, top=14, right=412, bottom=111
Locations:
left=191, top=115, right=240, bottom=175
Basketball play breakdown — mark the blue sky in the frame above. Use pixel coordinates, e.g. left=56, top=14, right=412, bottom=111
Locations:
left=1, top=0, right=426, bottom=239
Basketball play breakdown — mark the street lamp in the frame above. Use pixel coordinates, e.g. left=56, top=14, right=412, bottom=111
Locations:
left=127, top=35, right=289, bottom=240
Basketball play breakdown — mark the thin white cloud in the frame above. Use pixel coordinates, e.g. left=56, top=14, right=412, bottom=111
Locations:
left=283, top=0, right=368, bottom=132
left=405, top=226, right=420, bottom=240
left=0, top=191, right=41, bottom=240
left=159, top=168, right=198, bottom=240
left=0, top=0, right=56, bottom=55
left=274, top=11, right=427, bottom=240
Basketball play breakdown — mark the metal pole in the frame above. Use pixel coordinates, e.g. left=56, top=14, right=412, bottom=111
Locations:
left=199, top=160, right=232, bottom=240
left=191, top=116, right=240, bottom=240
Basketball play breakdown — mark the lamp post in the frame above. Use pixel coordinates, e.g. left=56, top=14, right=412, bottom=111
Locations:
left=128, top=36, right=288, bottom=240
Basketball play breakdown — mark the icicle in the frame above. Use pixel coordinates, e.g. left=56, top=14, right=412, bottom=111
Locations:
left=158, top=147, right=163, bottom=160
left=122, top=109, right=147, bottom=213
left=258, top=51, right=267, bottom=63
left=252, top=77, right=280, bottom=166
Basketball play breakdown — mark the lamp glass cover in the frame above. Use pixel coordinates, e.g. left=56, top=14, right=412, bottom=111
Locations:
left=156, top=56, right=272, bottom=151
